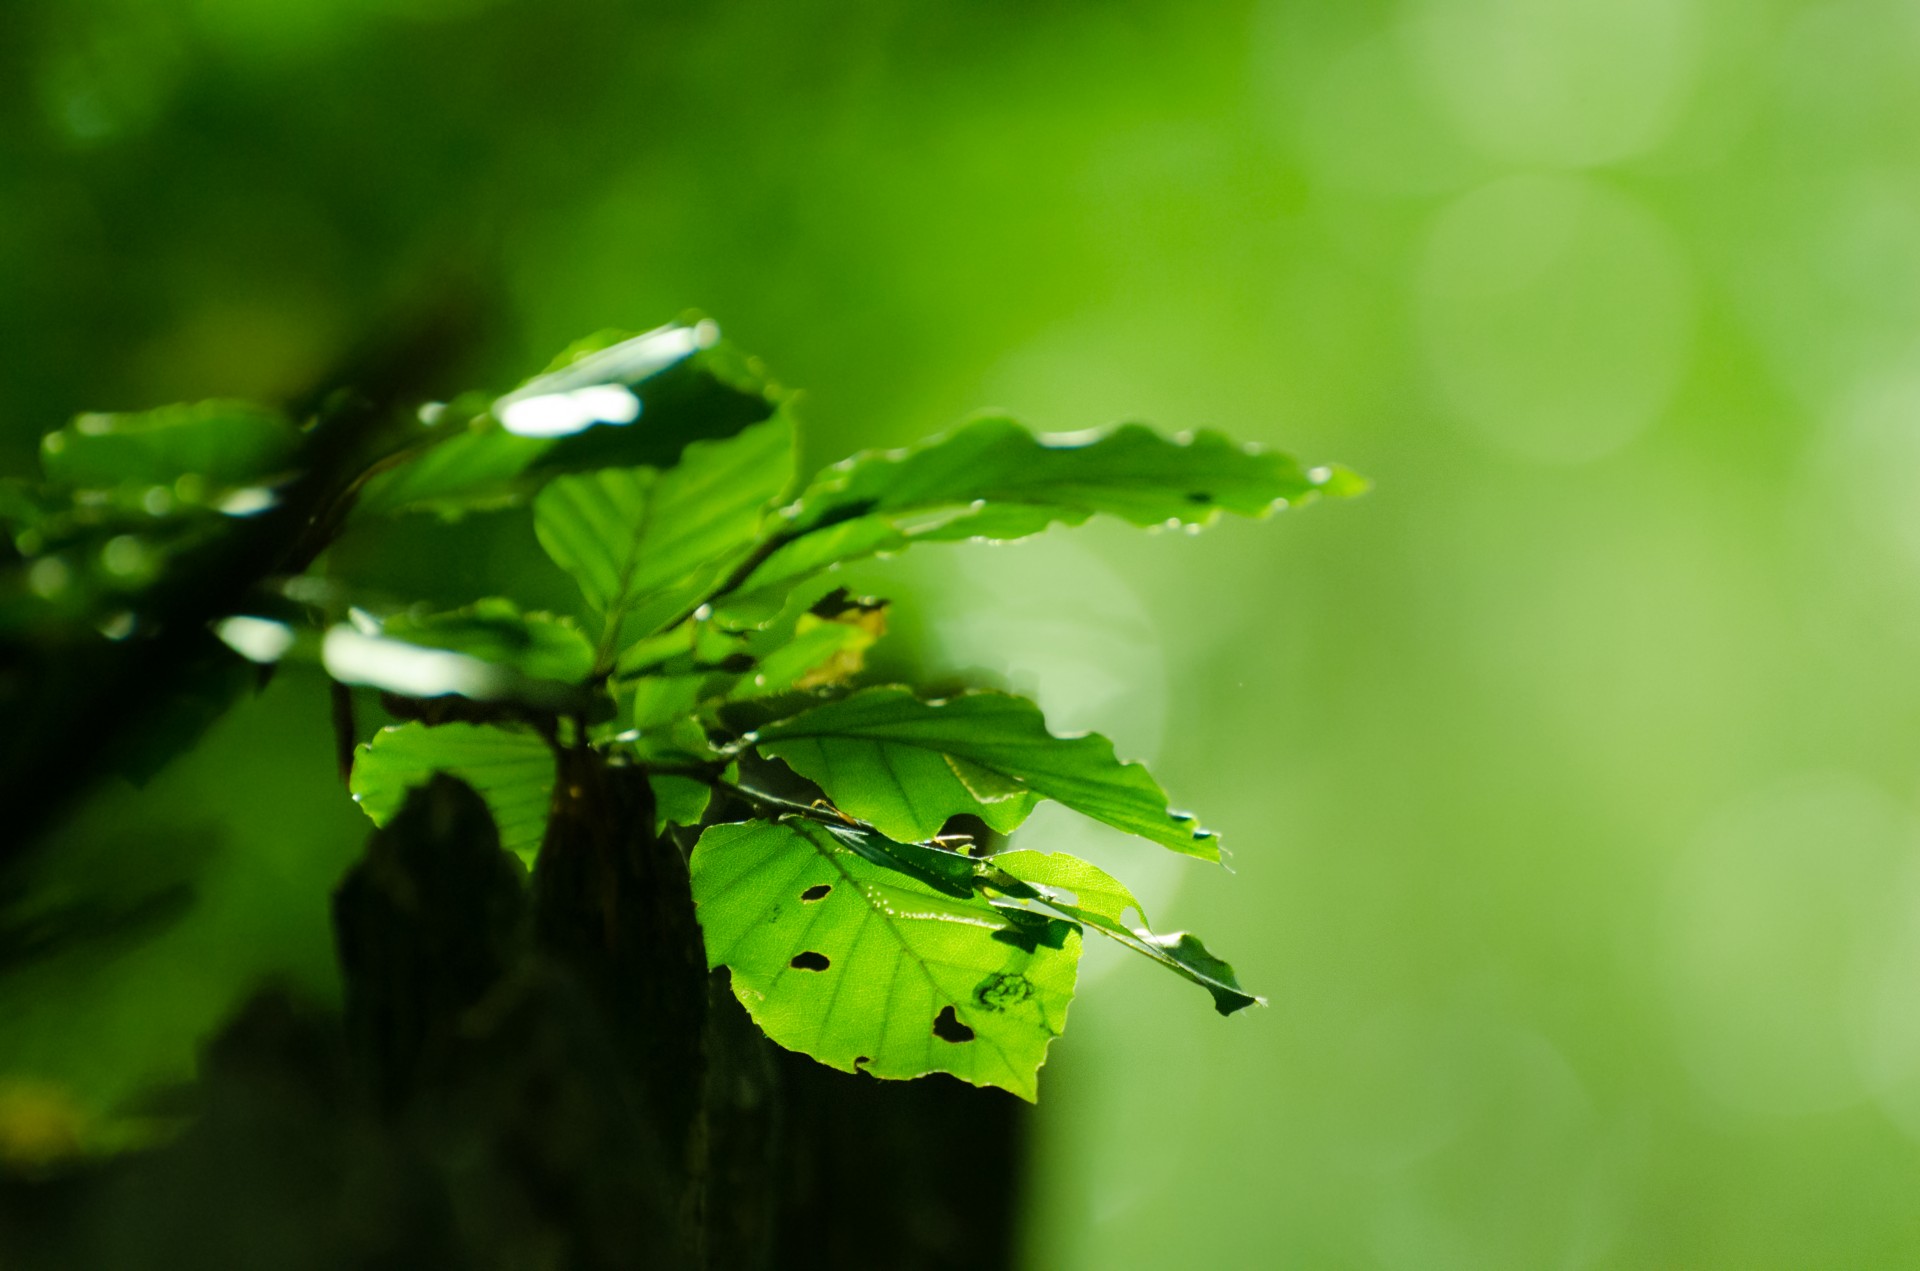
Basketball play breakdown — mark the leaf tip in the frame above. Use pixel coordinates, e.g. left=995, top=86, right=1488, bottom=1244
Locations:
left=1215, top=990, right=1266, bottom=1017
left=1308, top=463, right=1371, bottom=499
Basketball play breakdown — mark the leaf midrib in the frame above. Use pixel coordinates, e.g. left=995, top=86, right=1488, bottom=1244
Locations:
left=806, top=829, right=1026, bottom=1086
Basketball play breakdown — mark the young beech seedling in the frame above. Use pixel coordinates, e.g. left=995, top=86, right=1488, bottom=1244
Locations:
left=5, top=321, right=1363, bottom=1101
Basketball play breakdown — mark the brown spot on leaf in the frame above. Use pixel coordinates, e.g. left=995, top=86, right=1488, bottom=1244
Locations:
left=973, top=972, right=1034, bottom=1012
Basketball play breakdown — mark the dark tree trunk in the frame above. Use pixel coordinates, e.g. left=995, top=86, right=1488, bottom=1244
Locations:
left=0, top=768, right=1030, bottom=1271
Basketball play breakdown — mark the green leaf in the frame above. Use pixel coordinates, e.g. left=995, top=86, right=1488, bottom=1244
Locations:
left=723, top=618, right=870, bottom=700
left=631, top=673, right=709, bottom=732
left=727, top=592, right=888, bottom=700
left=348, top=407, right=544, bottom=521
left=985, top=849, right=1261, bottom=1015
left=1058, top=913, right=1260, bottom=1018
left=690, top=817, right=1079, bottom=1100
left=349, top=722, right=555, bottom=866
left=377, top=599, right=597, bottom=686
left=322, top=616, right=603, bottom=715
left=648, top=773, right=711, bottom=835
left=352, top=324, right=780, bottom=521
left=986, top=848, right=1148, bottom=925
left=750, top=685, right=1216, bottom=860
left=40, top=401, right=302, bottom=490
left=3, top=505, right=229, bottom=631
left=534, top=412, right=795, bottom=662
left=719, top=418, right=1361, bottom=614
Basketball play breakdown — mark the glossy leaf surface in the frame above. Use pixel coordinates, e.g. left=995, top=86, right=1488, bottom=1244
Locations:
left=353, top=325, right=778, bottom=520
left=721, top=418, right=1361, bottom=611
left=376, top=600, right=597, bottom=686
left=322, top=626, right=600, bottom=714
left=751, top=686, right=1216, bottom=859
left=690, top=817, right=1079, bottom=1100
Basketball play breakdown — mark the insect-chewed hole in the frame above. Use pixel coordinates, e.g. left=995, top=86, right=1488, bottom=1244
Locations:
left=800, top=884, right=832, bottom=902
left=789, top=951, right=831, bottom=972
left=932, top=1005, right=975, bottom=1044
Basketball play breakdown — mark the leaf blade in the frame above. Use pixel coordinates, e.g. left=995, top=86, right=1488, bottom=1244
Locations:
left=349, top=722, right=555, bottom=866
left=751, top=686, right=1214, bottom=859
left=41, top=401, right=301, bottom=490
left=353, top=324, right=780, bottom=521
left=720, top=418, right=1358, bottom=613
left=690, top=817, right=1078, bottom=1100
left=534, top=412, right=796, bottom=661
left=985, top=849, right=1262, bottom=1016
left=376, top=599, right=598, bottom=686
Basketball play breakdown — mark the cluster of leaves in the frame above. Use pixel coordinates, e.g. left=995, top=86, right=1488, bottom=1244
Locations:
left=1, top=321, right=1362, bottom=1100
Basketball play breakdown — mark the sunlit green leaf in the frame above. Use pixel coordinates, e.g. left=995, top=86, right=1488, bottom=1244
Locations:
left=648, top=773, right=711, bottom=835
left=534, top=412, right=795, bottom=662
left=349, top=722, right=554, bottom=866
left=987, top=848, right=1147, bottom=925
left=377, top=599, right=596, bottom=686
left=985, top=849, right=1260, bottom=1015
left=352, top=325, right=779, bottom=520
left=723, top=619, right=870, bottom=700
left=718, top=418, right=1362, bottom=614
left=690, top=817, right=1078, bottom=1100
left=632, top=673, right=708, bottom=732
left=347, top=408, right=541, bottom=521
left=750, top=685, right=1216, bottom=859
left=732, top=592, right=887, bottom=699
left=322, top=622, right=602, bottom=714
left=1058, top=910, right=1258, bottom=1017
left=40, top=401, right=301, bottom=490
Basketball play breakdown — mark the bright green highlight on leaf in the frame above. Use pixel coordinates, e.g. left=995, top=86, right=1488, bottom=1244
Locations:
left=349, top=722, right=555, bottom=866
left=726, top=604, right=885, bottom=700
left=989, top=849, right=1149, bottom=925
left=350, top=413, right=551, bottom=521
left=691, top=817, right=1079, bottom=1100
left=321, top=619, right=602, bottom=715
left=751, top=685, right=1217, bottom=860
left=377, top=600, right=597, bottom=686
left=350, top=323, right=778, bottom=521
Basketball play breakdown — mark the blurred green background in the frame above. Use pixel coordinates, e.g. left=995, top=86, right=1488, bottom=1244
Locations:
left=9, top=0, right=1920, bottom=1264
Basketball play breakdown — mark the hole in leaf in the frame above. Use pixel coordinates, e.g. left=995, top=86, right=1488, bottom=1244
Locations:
left=789, top=951, right=831, bottom=971
left=932, top=1005, right=975, bottom=1044
left=800, top=884, right=832, bottom=902
left=853, top=1055, right=871, bottom=1068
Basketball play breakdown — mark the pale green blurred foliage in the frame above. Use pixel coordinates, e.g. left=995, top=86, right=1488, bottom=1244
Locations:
left=8, top=0, right=1920, bottom=1265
